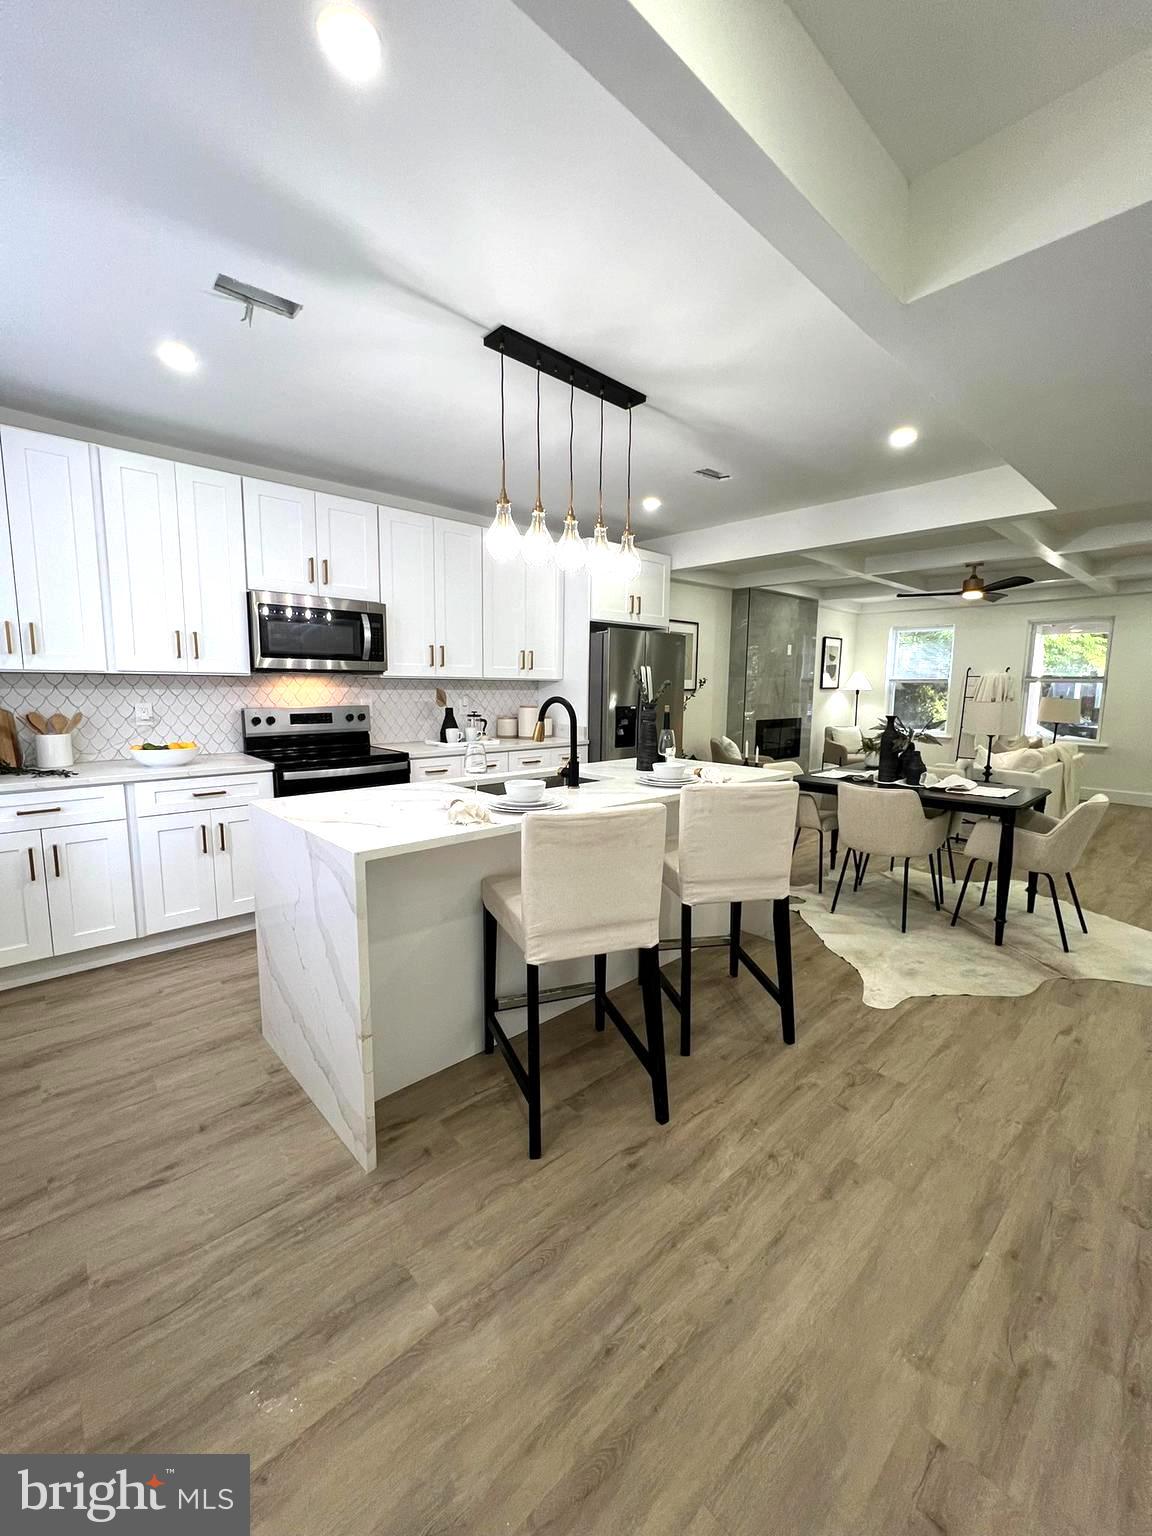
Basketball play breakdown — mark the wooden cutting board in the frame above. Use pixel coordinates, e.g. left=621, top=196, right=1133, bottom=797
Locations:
left=0, top=709, right=21, bottom=770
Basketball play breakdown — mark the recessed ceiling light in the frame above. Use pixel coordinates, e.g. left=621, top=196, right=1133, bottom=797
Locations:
left=888, top=425, right=919, bottom=449
left=315, top=3, right=382, bottom=83
left=641, top=496, right=662, bottom=513
left=155, top=340, right=198, bottom=374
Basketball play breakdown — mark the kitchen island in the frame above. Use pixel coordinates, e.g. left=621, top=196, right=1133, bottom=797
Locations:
left=251, top=758, right=794, bottom=1169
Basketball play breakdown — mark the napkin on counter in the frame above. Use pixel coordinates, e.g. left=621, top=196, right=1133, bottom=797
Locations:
left=689, top=765, right=733, bottom=784
left=447, top=797, right=494, bottom=825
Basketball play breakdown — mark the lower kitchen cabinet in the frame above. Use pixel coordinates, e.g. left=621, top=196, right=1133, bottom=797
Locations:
left=211, top=806, right=256, bottom=919
left=42, top=821, right=137, bottom=956
left=136, top=805, right=257, bottom=934
left=0, top=830, right=53, bottom=967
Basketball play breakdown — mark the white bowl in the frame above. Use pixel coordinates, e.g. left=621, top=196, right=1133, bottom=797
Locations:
left=504, top=777, right=546, bottom=804
left=129, top=746, right=200, bottom=767
left=651, top=760, right=687, bottom=780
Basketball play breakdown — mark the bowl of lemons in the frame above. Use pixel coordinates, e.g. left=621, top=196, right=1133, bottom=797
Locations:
left=128, top=740, right=201, bottom=767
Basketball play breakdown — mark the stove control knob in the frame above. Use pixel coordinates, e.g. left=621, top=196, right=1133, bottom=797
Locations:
left=250, top=716, right=260, bottom=727
left=264, top=715, right=276, bottom=726
left=345, top=712, right=355, bottom=722
left=357, top=712, right=366, bottom=721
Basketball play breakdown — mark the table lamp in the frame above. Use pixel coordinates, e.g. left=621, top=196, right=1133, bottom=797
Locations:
left=967, top=698, right=1017, bottom=782
left=843, top=671, right=873, bottom=726
left=1037, top=694, right=1079, bottom=744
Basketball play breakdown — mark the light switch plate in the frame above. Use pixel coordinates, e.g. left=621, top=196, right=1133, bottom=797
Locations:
left=134, top=702, right=155, bottom=728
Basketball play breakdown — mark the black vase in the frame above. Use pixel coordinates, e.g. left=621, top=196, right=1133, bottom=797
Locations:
left=439, top=706, right=459, bottom=743
left=636, top=704, right=659, bottom=772
left=900, top=743, right=926, bottom=783
left=877, top=715, right=905, bottom=782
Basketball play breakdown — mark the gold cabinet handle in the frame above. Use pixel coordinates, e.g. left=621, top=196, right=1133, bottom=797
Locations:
left=308, top=556, right=316, bottom=584
left=424, top=767, right=448, bottom=776
left=51, top=844, right=61, bottom=879
left=527, top=649, right=534, bottom=670
left=192, top=790, right=226, bottom=798
left=428, top=644, right=435, bottom=667
left=218, top=821, right=227, bottom=852
left=3, top=620, right=13, bottom=655
left=518, top=649, right=525, bottom=671
left=28, top=621, right=37, bottom=655
left=27, top=847, right=36, bottom=882
left=175, top=629, right=182, bottom=659
left=192, top=630, right=200, bottom=660
left=17, top=806, right=59, bottom=815
left=321, top=558, right=330, bottom=585
left=636, top=596, right=642, bottom=616
left=521, top=757, right=542, bottom=765
left=200, top=823, right=209, bottom=854
left=439, top=644, right=446, bottom=667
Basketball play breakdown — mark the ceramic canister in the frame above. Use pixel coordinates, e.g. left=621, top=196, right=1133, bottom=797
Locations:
left=517, top=705, right=538, bottom=739
left=495, top=716, right=517, bottom=738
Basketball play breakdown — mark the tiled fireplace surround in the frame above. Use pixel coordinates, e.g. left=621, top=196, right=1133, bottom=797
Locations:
left=0, top=673, right=544, bottom=762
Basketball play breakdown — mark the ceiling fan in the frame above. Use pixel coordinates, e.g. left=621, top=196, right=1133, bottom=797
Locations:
left=897, top=562, right=1035, bottom=603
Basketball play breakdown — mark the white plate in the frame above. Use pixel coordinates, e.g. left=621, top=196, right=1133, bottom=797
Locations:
left=488, top=796, right=565, bottom=814
left=636, top=772, right=687, bottom=787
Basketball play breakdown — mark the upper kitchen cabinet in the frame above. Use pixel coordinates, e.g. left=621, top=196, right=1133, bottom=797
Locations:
left=101, top=450, right=248, bottom=675
left=0, top=427, right=107, bottom=671
left=243, top=479, right=379, bottom=601
left=0, top=470, right=21, bottom=673
left=380, top=507, right=483, bottom=678
left=588, top=547, right=670, bottom=628
left=482, top=552, right=563, bottom=679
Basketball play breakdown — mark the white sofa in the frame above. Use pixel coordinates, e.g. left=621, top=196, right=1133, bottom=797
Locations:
left=935, top=742, right=1084, bottom=819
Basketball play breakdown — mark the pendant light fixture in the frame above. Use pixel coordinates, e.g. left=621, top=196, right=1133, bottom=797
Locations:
left=584, top=394, right=617, bottom=577
left=521, top=366, right=555, bottom=567
left=484, top=351, right=521, bottom=562
left=617, top=406, right=642, bottom=585
left=554, top=380, right=587, bottom=573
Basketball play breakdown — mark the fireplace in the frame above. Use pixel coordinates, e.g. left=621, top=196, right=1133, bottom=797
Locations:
left=755, top=716, right=802, bottom=761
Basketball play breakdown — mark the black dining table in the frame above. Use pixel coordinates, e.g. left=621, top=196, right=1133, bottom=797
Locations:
left=795, top=772, right=1052, bottom=946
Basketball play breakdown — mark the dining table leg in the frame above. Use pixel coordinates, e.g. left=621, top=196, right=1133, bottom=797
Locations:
left=993, top=811, right=1016, bottom=946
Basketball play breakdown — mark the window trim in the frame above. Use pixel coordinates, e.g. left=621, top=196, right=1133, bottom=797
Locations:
left=1021, top=616, right=1113, bottom=743
left=885, top=623, right=955, bottom=731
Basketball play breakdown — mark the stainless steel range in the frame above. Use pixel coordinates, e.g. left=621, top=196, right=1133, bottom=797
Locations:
left=242, top=705, right=409, bottom=796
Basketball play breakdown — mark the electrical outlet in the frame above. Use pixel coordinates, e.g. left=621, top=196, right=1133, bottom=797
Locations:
left=134, top=702, right=155, bottom=729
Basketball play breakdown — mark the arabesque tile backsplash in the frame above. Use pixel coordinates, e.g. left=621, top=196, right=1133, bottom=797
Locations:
left=0, top=673, right=543, bottom=761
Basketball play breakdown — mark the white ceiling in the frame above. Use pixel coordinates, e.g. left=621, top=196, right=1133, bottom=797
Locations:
left=0, top=0, right=996, bottom=539
left=786, top=0, right=1152, bottom=177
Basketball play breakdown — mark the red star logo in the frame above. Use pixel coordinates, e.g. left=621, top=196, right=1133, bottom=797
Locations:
left=146, top=1476, right=165, bottom=1489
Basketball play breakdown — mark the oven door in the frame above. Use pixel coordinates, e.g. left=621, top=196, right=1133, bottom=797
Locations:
left=275, top=761, right=411, bottom=797
left=249, top=590, right=388, bottom=673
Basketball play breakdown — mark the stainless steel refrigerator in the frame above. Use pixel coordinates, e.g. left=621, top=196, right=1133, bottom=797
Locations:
left=589, top=625, right=687, bottom=761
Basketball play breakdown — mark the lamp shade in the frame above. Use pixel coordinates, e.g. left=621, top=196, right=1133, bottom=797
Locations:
left=968, top=698, right=1017, bottom=737
left=843, top=671, right=872, bottom=693
left=1038, top=695, right=1080, bottom=725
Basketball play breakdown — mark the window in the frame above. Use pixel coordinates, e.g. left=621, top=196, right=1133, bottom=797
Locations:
left=886, top=626, right=954, bottom=730
left=1023, top=619, right=1112, bottom=742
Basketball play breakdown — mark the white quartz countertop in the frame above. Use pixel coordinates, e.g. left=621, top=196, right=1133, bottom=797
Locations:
left=254, top=757, right=795, bottom=863
left=378, top=734, right=586, bottom=759
left=0, top=753, right=272, bottom=793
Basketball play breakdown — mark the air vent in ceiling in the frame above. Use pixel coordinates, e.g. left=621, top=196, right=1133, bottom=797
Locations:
left=213, top=274, right=302, bottom=325
left=694, top=467, right=731, bottom=481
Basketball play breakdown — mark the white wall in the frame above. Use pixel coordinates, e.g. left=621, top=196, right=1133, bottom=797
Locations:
left=852, top=593, right=1152, bottom=803
left=669, top=579, right=731, bottom=759
left=811, top=605, right=860, bottom=768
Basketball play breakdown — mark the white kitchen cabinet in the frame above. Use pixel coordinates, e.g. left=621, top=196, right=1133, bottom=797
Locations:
left=482, top=554, right=563, bottom=679
left=380, top=508, right=482, bottom=678
left=434, top=519, right=483, bottom=677
left=0, top=470, right=22, bottom=672
left=0, top=427, right=106, bottom=670
left=211, top=806, right=256, bottom=918
left=135, top=811, right=219, bottom=934
left=243, top=478, right=317, bottom=593
left=100, top=448, right=187, bottom=672
left=588, top=547, right=670, bottom=628
left=175, top=463, right=249, bottom=674
left=588, top=557, right=633, bottom=624
left=43, top=820, right=137, bottom=955
left=315, top=493, right=379, bottom=603
left=409, top=756, right=465, bottom=781
left=0, top=832, right=53, bottom=969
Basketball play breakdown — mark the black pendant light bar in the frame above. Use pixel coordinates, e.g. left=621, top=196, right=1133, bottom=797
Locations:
left=483, top=325, right=646, bottom=411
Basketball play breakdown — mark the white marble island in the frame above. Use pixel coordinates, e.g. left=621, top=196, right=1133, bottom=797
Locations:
left=252, top=758, right=794, bottom=1170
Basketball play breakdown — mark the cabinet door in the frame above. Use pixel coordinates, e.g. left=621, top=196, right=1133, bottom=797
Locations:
left=212, top=807, right=256, bottom=918
left=379, top=506, right=437, bottom=676
left=482, top=549, right=527, bottom=679
left=1, top=427, right=106, bottom=670
left=99, top=448, right=187, bottom=672
left=635, top=550, right=670, bottom=627
left=176, top=463, right=249, bottom=675
left=45, top=821, right=137, bottom=954
left=0, top=470, right=22, bottom=671
left=316, top=494, right=379, bottom=603
left=0, top=832, right=52, bottom=969
left=136, top=812, right=219, bottom=934
left=524, top=564, right=564, bottom=677
left=588, top=558, right=633, bottom=624
left=243, top=478, right=317, bottom=594
left=434, top=519, right=483, bottom=677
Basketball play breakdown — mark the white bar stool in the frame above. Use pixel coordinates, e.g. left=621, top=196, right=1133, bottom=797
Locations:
left=481, top=802, right=669, bottom=1159
left=661, top=780, right=799, bottom=1056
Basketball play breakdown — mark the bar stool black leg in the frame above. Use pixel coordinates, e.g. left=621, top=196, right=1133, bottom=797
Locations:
left=946, top=839, right=957, bottom=883
left=951, top=859, right=976, bottom=926
left=729, top=902, right=742, bottom=977
left=594, top=953, right=606, bottom=1031
left=680, top=903, right=693, bottom=1057
left=639, top=945, right=670, bottom=1124
left=1066, top=873, right=1089, bottom=933
left=772, top=897, right=796, bottom=1045
left=901, top=858, right=911, bottom=933
left=979, top=864, right=992, bottom=907
left=482, top=907, right=497, bottom=1054
left=829, top=827, right=839, bottom=870
left=830, top=845, right=853, bottom=913
left=1046, top=875, right=1070, bottom=953
left=526, top=964, right=542, bottom=1159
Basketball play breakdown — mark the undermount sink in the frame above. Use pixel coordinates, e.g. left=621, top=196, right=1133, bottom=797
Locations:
left=474, top=773, right=597, bottom=797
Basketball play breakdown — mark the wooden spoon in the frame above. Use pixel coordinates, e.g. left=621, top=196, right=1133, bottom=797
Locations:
left=25, top=711, right=49, bottom=734
left=49, top=712, right=70, bottom=734
left=66, top=711, right=83, bottom=733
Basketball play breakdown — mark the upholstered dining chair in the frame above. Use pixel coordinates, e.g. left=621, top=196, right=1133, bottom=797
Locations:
left=951, top=794, right=1108, bottom=951
left=830, top=784, right=951, bottom=932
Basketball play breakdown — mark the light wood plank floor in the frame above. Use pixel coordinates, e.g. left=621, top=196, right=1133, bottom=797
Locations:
left=1, top=806, right=1150, bottom=1534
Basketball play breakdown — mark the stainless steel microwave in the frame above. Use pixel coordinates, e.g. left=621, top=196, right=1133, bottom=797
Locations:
left=247, top=590, right=388, bottom=673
